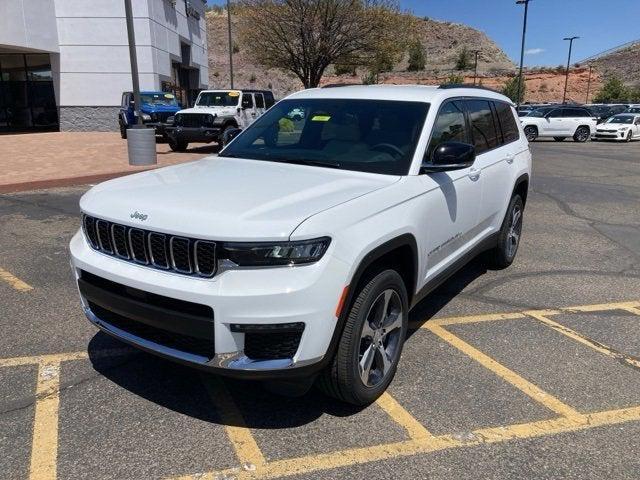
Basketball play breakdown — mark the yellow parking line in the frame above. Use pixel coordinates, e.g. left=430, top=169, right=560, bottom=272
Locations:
left=376, top=392, right=435, bottom=441
left=0, top=348, right=133, bottom=369
left=621, top=306, right=640, bottom=316
left=423, top=312, right=525, bottom=327
left=526, top=311, right=640, bottom=370
left=0, top=266, right=33, bottom=292
left=201, top=376, right=266, bottom=469
left=426, top=323, right=582, bottom=419
left=29, top=361, right=61, bottom=480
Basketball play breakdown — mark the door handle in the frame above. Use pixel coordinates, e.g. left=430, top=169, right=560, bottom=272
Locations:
left=468, top=167, right=481, bottom=181
left=505, top=154, right=515, bottom=164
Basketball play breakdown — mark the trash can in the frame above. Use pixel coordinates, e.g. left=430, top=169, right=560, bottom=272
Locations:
left=127, top=127, right=157, bottom=166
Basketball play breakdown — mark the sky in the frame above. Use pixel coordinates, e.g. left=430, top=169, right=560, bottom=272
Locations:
left=206, top=0, right=640, bottom=67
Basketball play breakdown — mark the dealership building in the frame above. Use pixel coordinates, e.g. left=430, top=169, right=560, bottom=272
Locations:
left=0, top=0, right=209, bottom=132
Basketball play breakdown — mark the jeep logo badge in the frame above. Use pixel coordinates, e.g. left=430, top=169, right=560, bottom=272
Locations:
left=130, top=211, right=148, bottom=221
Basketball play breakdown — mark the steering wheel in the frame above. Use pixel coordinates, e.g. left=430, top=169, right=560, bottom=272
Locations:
left=371, top=143, right=404, bottom=158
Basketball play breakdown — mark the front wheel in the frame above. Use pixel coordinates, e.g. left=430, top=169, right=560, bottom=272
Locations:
left=317, top=270, right=408, bottom=405
left=626, top=130, right=633, bottom=142
left=486, top=194, right=524, bottom=269
left=168, top=137, right=188, bottom=152
left=573, top=126, right=590, bottom=142
left=119, top=120, right=127, bottom=139
left=523, top=126, right=538, bottom=142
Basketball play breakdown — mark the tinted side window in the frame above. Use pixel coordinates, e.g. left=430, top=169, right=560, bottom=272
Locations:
left=425, top=100, right=468, bottom=161
left=263, top=92, right=275, bottom=108
left=241, top=93, right=254, bottom=108
left=562, top=108, right=582, bottom=117
left=495, top=101, right=520, bottom=143
left=254, top=93, right=264, bottom=108
left=466, top=99, right=499, bottom=154
left=547, top=109, right=562, bottom=118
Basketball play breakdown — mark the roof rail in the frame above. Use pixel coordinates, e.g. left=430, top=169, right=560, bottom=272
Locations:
left=321, top=83, right=365, bottom=88
left=438, top=83, right=501, bottom=94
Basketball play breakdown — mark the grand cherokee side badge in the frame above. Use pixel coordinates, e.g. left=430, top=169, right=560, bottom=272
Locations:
left=130, top=211, right=148, bottom=221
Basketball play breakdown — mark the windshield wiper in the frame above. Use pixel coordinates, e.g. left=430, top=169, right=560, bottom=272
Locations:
left=271, top=158, right=341, bottom=169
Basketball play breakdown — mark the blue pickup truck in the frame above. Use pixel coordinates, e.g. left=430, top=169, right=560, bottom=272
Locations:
left=118, top=91, right=182, bottom=139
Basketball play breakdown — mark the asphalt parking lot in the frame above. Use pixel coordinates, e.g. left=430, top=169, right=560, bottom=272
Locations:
left=1, top=139, right=640, bottom=480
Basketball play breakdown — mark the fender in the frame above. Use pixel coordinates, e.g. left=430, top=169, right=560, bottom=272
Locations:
left=213, top=115, right=239, bottom=127
left=513, top=172, right=529, bottom=206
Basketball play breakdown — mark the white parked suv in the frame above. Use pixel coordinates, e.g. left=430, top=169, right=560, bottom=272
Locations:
left=165, top=89, right=275, bottom=151
left=520, top=105, right=598, bottom=142
left=70, top=85, right=531, bottom=405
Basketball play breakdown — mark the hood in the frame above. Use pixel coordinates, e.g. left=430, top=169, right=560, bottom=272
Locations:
left=177, top=105, right=238, bottom=116
left=80, top=158, right=399, bottom=241
left=140, top=103, right=181, bottom=114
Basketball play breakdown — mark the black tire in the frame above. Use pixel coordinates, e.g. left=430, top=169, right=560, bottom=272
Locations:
left=168, top=137, right=188, bottom=152
left=220, top=124, right=236, bottom=147
left=119, top=119, right=127, bottom=139
left=524, top=126, right=538, bottom=142
left=317, top=269, right=408, bottom=406
left=626, top=130, right=633, bottom=142
left=573, top=126, right=590, bottom=142
left=486, top=194, right=524, bottom=269
left=553, top=136, right=566, bottom=142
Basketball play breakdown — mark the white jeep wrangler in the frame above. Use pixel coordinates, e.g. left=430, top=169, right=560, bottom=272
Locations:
left=71, top=85, right=531, bottom=405
left=165, top=89, right=275, bottom=151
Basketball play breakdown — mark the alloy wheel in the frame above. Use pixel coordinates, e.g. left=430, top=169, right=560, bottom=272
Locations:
left=506, top=203, right=523, bottom=259
left=358, top=289, right=403, bottom=387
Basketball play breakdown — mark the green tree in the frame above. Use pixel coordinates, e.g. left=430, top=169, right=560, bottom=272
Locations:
left=407, top=40, right=426, bottom=72
left=455, top=47, right=470, bottom=70
left=502, top=75, right=526, bottom=103
left=593, top=77, right=629, bottom=103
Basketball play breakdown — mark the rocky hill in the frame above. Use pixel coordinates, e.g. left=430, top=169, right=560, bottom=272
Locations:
left=589, top=41, right=640, bottom=87
left=205, top=11, right=515, bottom=98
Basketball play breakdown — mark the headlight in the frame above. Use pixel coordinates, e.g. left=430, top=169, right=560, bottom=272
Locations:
left=619, top=127, right=629, bottom=131
left=141, top=114, right=151, bottom=122
left=221, top=237, right=331, bottom=266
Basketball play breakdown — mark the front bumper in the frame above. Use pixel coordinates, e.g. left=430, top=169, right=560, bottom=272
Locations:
left=69, top=230, right=349, bottom=379
left=165, top=126, right=222, bottom=143
left=593, top=131, right=626, bottom=140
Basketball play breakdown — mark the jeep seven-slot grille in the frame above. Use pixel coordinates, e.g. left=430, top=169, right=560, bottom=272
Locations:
left=82, top=215, right=217, bottom=277
left=175, top=113, right=212, bottom=128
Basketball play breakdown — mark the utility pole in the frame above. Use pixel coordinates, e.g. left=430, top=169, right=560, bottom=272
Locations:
left=473, top=50, right=479, bottom=85
left=515, top=0, right=530, bottom=107
left=124, top=0, right=142, bottom=125
left=562, top=36, right=579, bottom=104
left=227, top=0, right=234, bottom=89
left=585, top=64, right=593, bottom=104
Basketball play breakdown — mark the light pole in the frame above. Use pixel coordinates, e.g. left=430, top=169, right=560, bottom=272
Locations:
left=562, top=36, right=579, bottom=104
left=516, top=0, right=530, bottom=107
left=585, top=64, right=593, bottom=104
left=124, top=0, right=142, bottom=125
left=473, top=50, right=480, bottom=85
left=227, top=0, right=234, bottom=89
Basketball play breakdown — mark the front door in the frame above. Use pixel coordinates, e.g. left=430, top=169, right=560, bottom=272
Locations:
left=415, top=99, right=482, bottom=286
left=239, top=93, right=257, bottom=128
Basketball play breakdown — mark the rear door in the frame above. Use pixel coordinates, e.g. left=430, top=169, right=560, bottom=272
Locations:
left=544, top=108, right=566, bottom=135
left=239, top=93, right=256, bottom=128
left=253, top=92, right=266, bottom=118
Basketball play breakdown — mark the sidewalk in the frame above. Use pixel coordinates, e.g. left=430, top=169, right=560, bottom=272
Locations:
left=0, top=132, right=216, bottom=193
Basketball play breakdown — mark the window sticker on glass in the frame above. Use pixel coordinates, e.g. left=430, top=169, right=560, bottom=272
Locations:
left=164, top=93, right=175, bottom=99
left=311, top=115, right=331, bottom=122
left=228, top=91, right=240, bottom=97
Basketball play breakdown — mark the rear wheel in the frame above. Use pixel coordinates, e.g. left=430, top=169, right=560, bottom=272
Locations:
left=553, top=136, right=566, bottom=142
left=119, top=119, right=127, bottom=139
left=317, top=269, right=408, bottom=405
left=486, top=194, right=524, bottom=269
left=573, top=126, right=590, bottom=142
left=524, top=126, right=538, bottom=142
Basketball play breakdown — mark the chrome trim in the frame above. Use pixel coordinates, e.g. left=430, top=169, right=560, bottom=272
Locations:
left=95, top=219, right=114, bottom=254
left=193, top=240, right=217, bottom=277
left=128, top=228, right=149, bottom=264
left=110, top=223, right=130, bottom=259
left=148, top=232, right=170, bottom=269
left=83, top=305, right=321, bottom=372
left=169, top=236, right=192, bottom=273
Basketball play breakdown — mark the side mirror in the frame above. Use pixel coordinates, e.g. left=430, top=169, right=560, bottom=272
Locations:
left=420, top=142, right=475, bottom=174
left=221, top=127, right=242, bottom=146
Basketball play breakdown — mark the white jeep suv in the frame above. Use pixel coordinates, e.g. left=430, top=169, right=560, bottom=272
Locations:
left=70, top=85, right=531, bottom=405
left=520, top=105, right=598, bottom=142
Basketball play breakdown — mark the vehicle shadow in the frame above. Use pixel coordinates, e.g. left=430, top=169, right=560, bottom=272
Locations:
left=87, top=257, right=488, bottom=428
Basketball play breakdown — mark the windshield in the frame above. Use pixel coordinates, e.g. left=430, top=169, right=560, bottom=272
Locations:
left=197, top=91, right=241, bottom=107
left=606, top=115, right=634, bottom=124
left=140, top=93, right=178, bottom=106
left=219, top=98, right=429, bottom=175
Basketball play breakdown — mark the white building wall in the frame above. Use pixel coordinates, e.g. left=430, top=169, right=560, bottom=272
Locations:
left=0, top=0, right=59, bottom=53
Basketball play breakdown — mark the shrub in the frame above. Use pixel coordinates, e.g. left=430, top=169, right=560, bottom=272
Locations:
left=407, top=41, right=426, bottom=72
left=444, top=73, right=464, bottom=85
left=361, top=70, right=378, bottom=85
left=334, top=63, right=357, bottom=76
left=593, top=76, right=629, bottom=102
left=232, top=42, right=240, bottom=54
left=502, top=75, right=526, bottom=102
left=455, top=48, right=470, bottom=70
left=249, top=73, right=256, bottom=83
